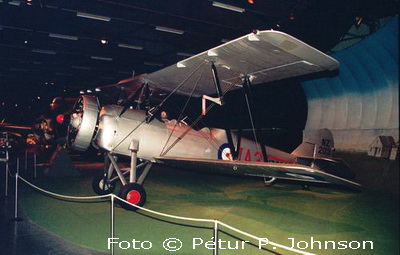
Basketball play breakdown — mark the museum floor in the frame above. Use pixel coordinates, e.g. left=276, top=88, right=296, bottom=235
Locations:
left=1, top=152, right=398, bottom=255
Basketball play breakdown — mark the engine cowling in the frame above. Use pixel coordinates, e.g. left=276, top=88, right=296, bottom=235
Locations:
left=67, top=95, right=100, bottom=151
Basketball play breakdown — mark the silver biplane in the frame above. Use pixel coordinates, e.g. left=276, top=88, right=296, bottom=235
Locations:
left=60, top=30, right=360, bottom=210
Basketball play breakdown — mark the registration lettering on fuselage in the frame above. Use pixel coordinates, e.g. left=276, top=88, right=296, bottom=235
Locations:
left=218, top=143, right=286, bottom=163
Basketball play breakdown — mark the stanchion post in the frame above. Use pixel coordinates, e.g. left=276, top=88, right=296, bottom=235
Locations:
left=11, top=158, right=23, bottom=222
left=24, top=149, right=28, bottom=171
left=5, top=159, right=8, bottom=197
left=33, top=153, right=37, bottom=179
left=213, top=220, right=219, bottom=255
left=110, top=195, right=115, bottom=255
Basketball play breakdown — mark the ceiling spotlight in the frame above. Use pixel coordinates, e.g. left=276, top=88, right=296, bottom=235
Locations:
left=101, top=38, right=108, bottom=44
left=118, top=43, right=143, bottom=50
left=49, top=33, right=78, bottom=41
left=26, top=0, right=33, bottom=5
left=8, top=0, right=21, bottom=6
left=212, top=2, right=245, bottom=13
left=289, top=13, right=295, bottom=20
left=32, top=49, right=56, bottom=55
left=76, top=12, right=111, bottom=22
left=91, top=56, right=113, bottom=61
left=155, top=26, right=184, bottom=35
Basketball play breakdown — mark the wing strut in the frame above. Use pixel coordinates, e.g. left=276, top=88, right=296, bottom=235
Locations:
left=202, top=62, right=225, bottom=115
left=234, top=128, right=243, bottom=160
left=242, top=76, right=269, bottom=162
left=211, top=62, right=224, bottom=103
left=118, top=82, right=146, bottom=117
left=210, top=62, right=236, bottom=159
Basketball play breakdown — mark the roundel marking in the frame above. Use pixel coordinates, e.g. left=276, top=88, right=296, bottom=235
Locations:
left=218, top=143, right=233, bottom=160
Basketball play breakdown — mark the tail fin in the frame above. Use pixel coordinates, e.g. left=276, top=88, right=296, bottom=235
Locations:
left=291, top=128, right=335, bottom=158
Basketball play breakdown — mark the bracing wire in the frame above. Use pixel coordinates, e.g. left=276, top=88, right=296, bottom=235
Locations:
left=161, top=82, right=237, bottom=157
left=112, top=62, right=206, bottom=152
left=160, top=67, right=205, bottom=155
left=244, top=92, right=262, bottom=156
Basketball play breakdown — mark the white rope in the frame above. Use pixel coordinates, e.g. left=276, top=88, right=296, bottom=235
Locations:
left=18, top=176, right=111, bottom=201
left=115, top=196, right=314, bottom=255
left=114, top=195, right=215, bottom=223
left=217, top=221, right=315, bottom=255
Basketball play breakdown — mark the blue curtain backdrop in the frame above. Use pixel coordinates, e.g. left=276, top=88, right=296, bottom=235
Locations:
left=301, top=17, right=398, bottom=151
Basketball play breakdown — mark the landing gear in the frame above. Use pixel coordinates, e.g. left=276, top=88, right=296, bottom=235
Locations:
left=119, top=183, right=147, bottom=211
left=92, top=140, right=153, bottom=210
left=92, top=174, right=115, bottom=195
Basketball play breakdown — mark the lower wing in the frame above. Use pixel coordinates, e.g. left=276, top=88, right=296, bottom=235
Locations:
left=154, top=156, right=361, bottom=190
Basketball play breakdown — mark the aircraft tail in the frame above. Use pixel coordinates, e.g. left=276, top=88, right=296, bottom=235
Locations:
left=291, top=129, right=335, bottom=158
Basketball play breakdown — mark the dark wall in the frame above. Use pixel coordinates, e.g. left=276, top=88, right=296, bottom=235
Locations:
left=164, top=79, right=308, bottom=152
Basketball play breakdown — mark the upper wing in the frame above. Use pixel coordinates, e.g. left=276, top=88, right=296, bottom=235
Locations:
left=86, top=74, right=166, bottom=106
left=143, top=30, right=339, bottom=97
left=155, top=156, right=361, bottom=190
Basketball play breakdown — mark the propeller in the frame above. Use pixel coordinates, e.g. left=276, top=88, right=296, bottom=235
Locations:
left=66, top=95, right=100, bottom=151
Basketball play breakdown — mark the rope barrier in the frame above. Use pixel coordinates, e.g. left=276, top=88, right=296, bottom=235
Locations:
left=18, top=176, right=111, bottom=201
left=217, top=221, right=315, bottom=255
left=114, top=195, right=215, bottom=223
left=115, top=196, right=314, bottom=255
left=15, top=176, right=315, bottom=255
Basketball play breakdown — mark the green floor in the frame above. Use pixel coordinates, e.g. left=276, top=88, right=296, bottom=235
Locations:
left=19, top=154, right=399, bottom=255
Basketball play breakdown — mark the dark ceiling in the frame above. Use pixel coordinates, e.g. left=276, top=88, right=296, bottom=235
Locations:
left=0, top=0, right=398, bottom=111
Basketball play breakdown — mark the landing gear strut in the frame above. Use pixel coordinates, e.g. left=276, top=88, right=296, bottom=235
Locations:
left=92, top=140, right=152, bottom=211
left=92, top=174, right=116, bottom=195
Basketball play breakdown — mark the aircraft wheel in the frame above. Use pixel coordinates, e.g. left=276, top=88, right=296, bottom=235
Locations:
left=92, top=174, right=115, bottom=195
left=119, top=183, right=147, bottom=211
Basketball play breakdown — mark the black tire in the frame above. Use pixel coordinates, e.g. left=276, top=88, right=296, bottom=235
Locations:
left=92, top=174, right=115, bottom=195
left=118, top=183, right=147, bottom=211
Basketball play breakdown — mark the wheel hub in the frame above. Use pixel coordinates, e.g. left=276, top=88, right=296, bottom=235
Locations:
left=127, top=190, right=141, bottom=205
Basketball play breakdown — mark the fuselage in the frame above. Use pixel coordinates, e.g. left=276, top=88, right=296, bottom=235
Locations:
left=95, top=105, right=296, bottom=164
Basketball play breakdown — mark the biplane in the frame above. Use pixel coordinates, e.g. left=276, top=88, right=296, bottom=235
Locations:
left=59, top=30, right=360, bottom=210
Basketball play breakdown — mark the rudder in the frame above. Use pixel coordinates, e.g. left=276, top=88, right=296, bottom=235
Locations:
left=291, top=128, right=335, bottom=158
